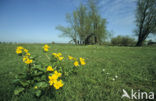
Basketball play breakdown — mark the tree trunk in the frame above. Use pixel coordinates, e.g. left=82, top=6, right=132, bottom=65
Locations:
left=136, top=39, right=143, bottom=46
left=136, top=31, right=149, bottom=46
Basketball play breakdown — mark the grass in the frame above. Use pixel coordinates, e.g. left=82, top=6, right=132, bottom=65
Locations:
left=0, top=43, right=156, bottom=101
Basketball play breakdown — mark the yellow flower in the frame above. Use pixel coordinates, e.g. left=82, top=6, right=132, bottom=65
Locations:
left=43, top=44, right=49, bottom=48
left=52, top=53, right=57, bottom=57
left=23, top=56, right=28, bottom=62
left=16, top=46, right=24, bottom=54
left=43, top=44, right=50, bottom=52
left=74, top=61, right=79, bottom=67
left=68, top=56, right=73, bottom=60
left=80, top=57, right=86, bottom=65
left=24, top=49, right=28, bottom=53
left=48, top=74, right=58, bottom=86
left=25, top=58, right=32, bottom=64
left=53, top=80, right=64, bottom=90
left=54, top=71, right=61, bottom=77
left=47, top=66, right=54, bottom=71
left=16, top=49, right=22, bottom=54
left=58, top=56, right=64, bottom=61
left=17, top=46, right=24, bottom=50
left=58, top=53, right=62, bottom=56
left=34, top=86, right=38, bottom=89
left=26, top=52, right=31, bottom=56
left=44, top=48, right=49, bottom=52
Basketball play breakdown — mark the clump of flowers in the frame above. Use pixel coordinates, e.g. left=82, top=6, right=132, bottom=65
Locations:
left=42, top=44, right=50, bottom=52
left=52, top=53, right=64, bottom=61
left=14, top=44, right=86, bottom=97
left=68, top=55, right=86, bottom=67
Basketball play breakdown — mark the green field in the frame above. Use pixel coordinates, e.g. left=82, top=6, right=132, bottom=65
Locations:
left=0, top=44, right=156, bottom=101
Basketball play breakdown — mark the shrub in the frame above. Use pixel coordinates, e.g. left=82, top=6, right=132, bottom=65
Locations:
left=111, top=36, right=136, bottom=46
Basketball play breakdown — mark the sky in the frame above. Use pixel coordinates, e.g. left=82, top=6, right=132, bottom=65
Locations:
left=0, top=0, right=139, bottom=43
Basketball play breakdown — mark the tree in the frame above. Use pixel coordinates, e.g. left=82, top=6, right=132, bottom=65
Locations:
left=56, top=25, right=78, bottom=44
left=135, top=0, right=156, bottom=46
left=56, top=0, right=107, bottom=45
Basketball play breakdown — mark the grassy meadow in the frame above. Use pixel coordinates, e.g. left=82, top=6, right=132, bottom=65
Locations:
left=0, top=43, right=156, bottom=101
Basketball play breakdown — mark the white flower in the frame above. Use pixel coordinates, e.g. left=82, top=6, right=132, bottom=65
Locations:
left=106, top=73, right=110, bottom=75
left=112, top=78, right=115, bottom=81
left=102, top=69, right=105, bottom=72
left=115, top=75, right=118, bottom=78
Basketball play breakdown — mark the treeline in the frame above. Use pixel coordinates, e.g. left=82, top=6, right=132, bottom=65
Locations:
left=56, top=0, right=156, bottom=46
left=56, top=0, right=107, bottom=45
left=111, top=36, right=136, bottom=46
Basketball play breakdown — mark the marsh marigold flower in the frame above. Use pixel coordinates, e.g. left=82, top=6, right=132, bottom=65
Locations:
left=47, top=66, right=54, bottom=72
left=68, top=56, right=73, bottom=60
left=16, top=49, right=22, bottom=54
left=74, top=61, right=79, bottom=67
left=43, top=44, right=50, bottom=52
left=58, top=56, right=64, bottom=61
left=26, top=52, right=31, bottom=56
left=24, top=58, right=32, bottom=64
left=48, top=74, right=58, bottom=86
left=16, top=46, right=24, bottom=54
left=54, top=71, right=61, bottom=77
left=53, top=80, right=64, bottom=90
left=24, top=49, right=28, bottom=53
left=80, top=57, right=86, bottom=65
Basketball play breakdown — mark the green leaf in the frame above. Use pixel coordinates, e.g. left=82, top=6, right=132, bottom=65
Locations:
left=35, top=82, right=48, bottom=88
left=41, top=75, right=46, bottom=81
left=32, top=65, right=46, bottom=72
left=12, top=79, right=20, bottom=84
left=20, top=80, right=30, bottom=87
left=35, top=89, right=41, bottom=97
left=14, top=87, right=25, bottom=95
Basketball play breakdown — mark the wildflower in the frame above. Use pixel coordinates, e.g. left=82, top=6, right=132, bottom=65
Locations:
left=112, top=78, right=115, bottom=81
left=26, top=52, right=31, bottom=56
left=43, top=44, right=49, bottom=48
left=16, top=46, right=24, bottom=54
left=24, top=49, right=28, bottom=53
left=58, top=53, right=62, bottom=56
left=80, top=57, right=86, bottom=65
left=68, top=56, right=73, bottom=60
left=16, top=49, right=22, bottom=54
left=115, top=75, right=118, bottom=78
left=44, top=48, right=49, bottom=52
left=48, top=74, right=58, bottom=86
left=53, top=80, right=64, bottom=90
left=17, top=46, right=24, bottom=50
left=58, top=56, right=64, bottom=61
left=24, top=58, right=33, bottom=64
left=106, top=73, right=110, bottom=75
left=34, top=86, right=38, bottom=89
left=52, top=53, right=57, bottom=57
left=43, top=44, right=49, bottom=52
left=47, top=66, right=54, bottom=72
left=54, top=71, right=61, bottom=77
left=102, top=69, right=105, bottom=72
left=74, top=61, right=79, bottom=67
left=23, top=56, right=28, bottom=62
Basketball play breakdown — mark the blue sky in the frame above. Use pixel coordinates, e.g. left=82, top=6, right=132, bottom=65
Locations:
left=0, top=0, right=138, bottom=43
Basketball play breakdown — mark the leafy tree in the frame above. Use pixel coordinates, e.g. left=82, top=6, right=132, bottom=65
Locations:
left=56, top=25, right=78, bottom=44
left=56, top=0, right=107, bottom=45
left=135, top=0, right=156, bottom=46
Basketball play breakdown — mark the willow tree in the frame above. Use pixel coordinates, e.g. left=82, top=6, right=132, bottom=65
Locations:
left=135, top=0, right=156, bottom=46
left=56, top=0, right=107, bottom=45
